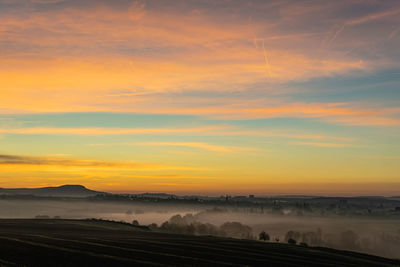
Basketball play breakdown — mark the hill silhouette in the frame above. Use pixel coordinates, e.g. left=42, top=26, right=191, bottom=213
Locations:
left=0, top=185, right=102, bottom=197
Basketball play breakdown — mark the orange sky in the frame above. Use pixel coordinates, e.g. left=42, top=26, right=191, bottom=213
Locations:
left=0, top=0, right=399, bottom=196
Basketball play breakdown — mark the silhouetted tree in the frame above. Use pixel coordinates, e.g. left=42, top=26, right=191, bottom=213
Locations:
left=169, top=214, right=185, bottom=225
left=196, top=222, right=219, bottom=236
left=259, top=231, right=270, bottom=241
left=288, top=238, right=297, bottom=245
left=285, top=230, right=301, bottom=242
left=220, top=222, right=252, bottom=239
left=299, top=242, right=308, bottom=247
left=148, top=223, right=158, bottom=230
left=132, top=220, right=139, bottom=226
left=186, top=224, right=196, bottom=235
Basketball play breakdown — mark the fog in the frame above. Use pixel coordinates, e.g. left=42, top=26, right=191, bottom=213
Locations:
left=188, top=209, right=400, bottom=258
left=0, top=199, right=399, bottom=259
left=0, top=199, right=200, bottom=225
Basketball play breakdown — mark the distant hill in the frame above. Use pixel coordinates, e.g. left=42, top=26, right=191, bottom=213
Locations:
left=0, top=185, right=103, bottom=197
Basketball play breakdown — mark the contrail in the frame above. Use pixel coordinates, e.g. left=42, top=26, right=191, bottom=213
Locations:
left=328, top=24, right=345, bottom=47
left=388, top=26, right=400, bottom=40
left=328, top=8, right=400, bottom=46
left=262, top=39, right=272, bottom=78
left=254, top=38, right=259, bottom=49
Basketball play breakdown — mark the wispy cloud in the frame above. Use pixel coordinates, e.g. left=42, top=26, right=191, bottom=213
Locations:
left=0, top=0, right=389, bottom=113
left=347, top=8, right=400, bottom=26
left=5, top=101, right=397, bottom=127
left=124, top=142, right=259, bottom=153
left=1, top=0, right=398, bottom=123
left=0, top=154, right=150, bottom=168
left=230, top=131, right=354, bottom=141
left=328, top=7, right=400, bottom=45
left=135, top=102, right=400, bottom=126
left=354, top=155, right=400, bottom=160
left=290, top=142, right=360, bottom=148
left=0, top=154, right=198, bottom=171
left=388, top=26, right=400, bottom=40
left=0, top=126, right=229, bottom=135
left=0, top=124, right=356, bottom=141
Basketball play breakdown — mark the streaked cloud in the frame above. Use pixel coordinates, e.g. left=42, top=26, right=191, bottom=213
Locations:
left=124, top=142, right=260, bottom=152
left=119, top=101, right=400, bottom=126
left=2, top=97, right=399, bottom=126
left=0, top=126, right=230, bottom=135
left=0, top=0, right=398, bottom=128
left=290, top=142, right=360, bottom=148
left=0, top=154, right=152, bottom=168
left=327, top=7, right=400, bottom=45
left=0, top=154, right=198, bottom=171
left=0, top=124, right=354, bottom=142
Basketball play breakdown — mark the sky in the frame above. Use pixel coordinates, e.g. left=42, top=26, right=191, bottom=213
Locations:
left=0, top=0, right=399, bottom=196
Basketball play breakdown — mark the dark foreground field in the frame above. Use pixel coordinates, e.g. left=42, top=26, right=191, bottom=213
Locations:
left=0, top=219, right=398, bottom=267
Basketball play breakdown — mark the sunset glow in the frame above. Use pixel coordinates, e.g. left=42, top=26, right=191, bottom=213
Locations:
left=1, top=0, right=399, bottom=195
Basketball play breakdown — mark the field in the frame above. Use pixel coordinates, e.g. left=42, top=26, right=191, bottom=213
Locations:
left=0, top=219, right=398, bottom=267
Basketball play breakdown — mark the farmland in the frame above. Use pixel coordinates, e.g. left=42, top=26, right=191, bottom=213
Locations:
left=0, top=219, right=398, bottom=266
